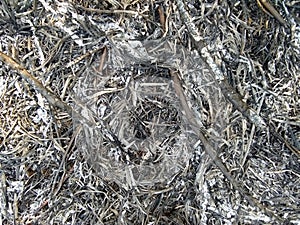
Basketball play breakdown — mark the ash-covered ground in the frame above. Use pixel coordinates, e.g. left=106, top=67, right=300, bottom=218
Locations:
left=0, top=1, right=299, bottom=224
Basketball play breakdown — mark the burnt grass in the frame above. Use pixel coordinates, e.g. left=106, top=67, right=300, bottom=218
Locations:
left=0, top=1, right=299, bottom=224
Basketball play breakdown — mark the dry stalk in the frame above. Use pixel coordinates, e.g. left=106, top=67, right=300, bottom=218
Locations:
left=256, top=0, right=287, bottom=26
left=175, top=0, right=299, bottom=156
left=174, top=0, right=299, bottom=222
left=170, top=69, right=284, bottom=222
left=0, top=51, right=93, bottom=127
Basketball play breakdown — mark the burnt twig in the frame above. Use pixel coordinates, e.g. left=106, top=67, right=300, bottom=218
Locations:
left=170, top=69, right=284, bottom=222
left=0, top=51, right=92, bottom=126
left=256, top=0, right=287, bottom=26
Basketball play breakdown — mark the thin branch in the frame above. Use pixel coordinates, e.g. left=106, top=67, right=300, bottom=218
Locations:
left=174, top=0, right=299, bottom=156
left=170, top=69, right=284, bottom=222
left=0, top=51, right=93, bottom=127
left=257, top=0, right=287, bottom=26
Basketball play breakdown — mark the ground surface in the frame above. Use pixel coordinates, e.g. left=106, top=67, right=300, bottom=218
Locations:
left=0, top=0, right=299, bottom=224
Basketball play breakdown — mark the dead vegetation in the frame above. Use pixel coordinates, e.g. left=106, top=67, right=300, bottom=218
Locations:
left=0, top=0, right=299, bottom=224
